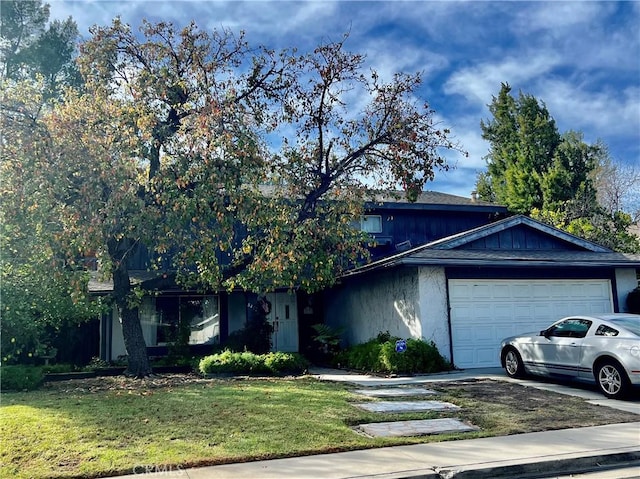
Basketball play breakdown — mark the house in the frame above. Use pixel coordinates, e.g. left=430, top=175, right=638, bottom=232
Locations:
left=90, top=190, right=640, bottom=368
left=90, top=190, right=508, bottom=362
left=322, top=215, right=640, bottom=369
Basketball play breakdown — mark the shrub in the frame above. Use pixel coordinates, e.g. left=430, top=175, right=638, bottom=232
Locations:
left=263, top=352, right=309, bottom=375
left=199, top=350, right=308, bottom=376
left=310, top=324, right=344, bottom=364
left=199, top=350, right=266, bottom=375
left=380, top=339, right=447, bottom=374
left=1, top=365, right=44, bottom=391
left=339, top=334, right=449, bottom=375
left=341, top=338, right=385, bottom=372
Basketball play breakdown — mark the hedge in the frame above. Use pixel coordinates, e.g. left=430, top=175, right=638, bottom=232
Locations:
left=199, top=351, right=308, bottom=376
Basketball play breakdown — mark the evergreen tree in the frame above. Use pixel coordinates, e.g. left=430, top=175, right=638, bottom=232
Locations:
left=0, top=0, right=81, bottom=100
left=477, top=84, right=640, bottom=253
left=479, top=83, right=561, bottom=213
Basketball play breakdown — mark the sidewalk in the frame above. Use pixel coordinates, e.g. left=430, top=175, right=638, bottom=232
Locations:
left=116, top=422, right=640, bottom=479
left=112, top=368, right=640, bottom=479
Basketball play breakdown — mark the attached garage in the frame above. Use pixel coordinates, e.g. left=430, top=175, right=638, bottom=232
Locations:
left=326, top=215, right=640, bottom=370
left=449, top=279, right=614, bottom=368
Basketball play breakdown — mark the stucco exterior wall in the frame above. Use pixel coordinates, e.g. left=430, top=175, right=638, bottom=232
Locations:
left=324, top=267, right=422, bottom=346
left=616, top=268, right=639, bottom=312
left=417, top=267, right=451, bottom=362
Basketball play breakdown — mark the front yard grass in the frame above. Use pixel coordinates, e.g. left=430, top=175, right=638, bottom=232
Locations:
left=1, top=375, right=637, bottom=479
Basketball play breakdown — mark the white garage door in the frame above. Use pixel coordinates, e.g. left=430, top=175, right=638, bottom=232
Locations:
left=449, top=279, right=613, bottom=369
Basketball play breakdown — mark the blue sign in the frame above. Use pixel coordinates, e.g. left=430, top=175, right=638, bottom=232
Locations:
left=395, top=339, right=407, bottom=353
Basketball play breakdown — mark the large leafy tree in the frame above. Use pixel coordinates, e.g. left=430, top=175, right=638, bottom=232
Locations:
left=477, top=83, right=639, bottom=253
left=0, top=79, right=102, bottom=364
left=1, top=3, right=95, bottom=365
left=17, top=20, right=461, bottom=376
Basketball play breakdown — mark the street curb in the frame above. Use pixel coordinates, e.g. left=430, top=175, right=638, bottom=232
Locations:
left=356, top=450, right=640, bottom=479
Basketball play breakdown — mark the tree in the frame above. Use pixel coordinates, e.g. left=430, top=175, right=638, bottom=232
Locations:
left=479, top=83, right=561, bottom=213
left=539, top=131, right=599, bottom=217
left=19, top=21, right=461, bottom=376
left=0, top=0, right=81, bottom=100
left=0, top=78, right=102, bottom=365
left=594, top=154, right=640, bottom=222
left=478, top=84, right=639, bottom=253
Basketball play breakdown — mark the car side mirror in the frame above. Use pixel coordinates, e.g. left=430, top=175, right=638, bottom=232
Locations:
left=540, top=329, right=550, bottom=338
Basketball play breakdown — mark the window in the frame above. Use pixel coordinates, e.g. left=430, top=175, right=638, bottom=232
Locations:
left=595, top=325, right=619, bottom=337
left=548, top=319, right=592, bottom=338
left=360, top=215, right=382, bottom=233
left=155, top=296, right=220, bottom=345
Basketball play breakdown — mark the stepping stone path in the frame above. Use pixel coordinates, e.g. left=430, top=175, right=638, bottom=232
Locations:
left=351, top=386, right=478, bottom=438
left=352, top=387, right=438, bottom=397
left=357, top=418, right=479, bottom=438
left=354, top=400, right=460, bottom=413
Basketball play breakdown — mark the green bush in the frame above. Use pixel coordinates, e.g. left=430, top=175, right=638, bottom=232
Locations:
left=263, top=352, right=309, bottom=375
left=380, top=339, right=447, bottom=374
left=338, top=334, right=449, bottom=375
left=1, top=365, right=44, bottom=391
left=340, top=338, right=384, bottom=372
left=199, top=350, right=265, bottom=375
left=199, top=350, right=308, bottom=376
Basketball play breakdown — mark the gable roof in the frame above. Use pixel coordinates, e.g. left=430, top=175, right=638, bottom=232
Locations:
left=427, top=215, right=611, bottom=252
left=344, top=215, right=640, bottom=277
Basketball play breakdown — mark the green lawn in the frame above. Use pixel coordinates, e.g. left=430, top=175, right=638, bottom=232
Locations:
left=0, top=377, right=469, bottom=479
left=1, top=376, right=637, bottom=479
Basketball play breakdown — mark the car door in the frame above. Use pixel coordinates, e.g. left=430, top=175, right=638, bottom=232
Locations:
left=538, top=318, right=592, bottom=377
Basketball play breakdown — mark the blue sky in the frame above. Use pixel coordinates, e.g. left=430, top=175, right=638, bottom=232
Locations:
left=48, top=0, right=640, bottom=200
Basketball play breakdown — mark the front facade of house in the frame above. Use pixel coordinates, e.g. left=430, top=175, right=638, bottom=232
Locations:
left=92, top=191, right=507, bottom=361
left=322, top=216, right=640, bottom=368
left=97, top=288, right=301, bottom=361
left=91, top=191, right=640, bottom=368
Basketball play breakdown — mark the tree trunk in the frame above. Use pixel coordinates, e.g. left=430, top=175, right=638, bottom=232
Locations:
left=109, top=239, right=152, bottom=377
left=119, top=302, right=152, bottom=377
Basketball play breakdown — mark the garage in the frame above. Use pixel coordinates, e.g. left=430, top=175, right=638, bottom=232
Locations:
left=449, top=279, right=614, bottom=369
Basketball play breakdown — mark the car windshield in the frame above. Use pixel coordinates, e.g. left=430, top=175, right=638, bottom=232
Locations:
left=609, top=317, right=640, bottom=336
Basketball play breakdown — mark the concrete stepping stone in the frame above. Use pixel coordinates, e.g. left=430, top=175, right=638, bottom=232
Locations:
left=356, top=418, right=478, bottom=438
left=352, top=387, right=438, bottom=397
left=353, top=400, right=460, bottom=413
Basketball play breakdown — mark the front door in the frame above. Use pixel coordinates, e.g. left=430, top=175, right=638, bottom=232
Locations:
left=265, top=292, right=299, bottom=352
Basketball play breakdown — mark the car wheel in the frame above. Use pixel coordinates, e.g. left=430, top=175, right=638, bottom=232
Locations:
left=503, top=347, right=525, bottom=378
left=595, top=361, right=629, bottom=399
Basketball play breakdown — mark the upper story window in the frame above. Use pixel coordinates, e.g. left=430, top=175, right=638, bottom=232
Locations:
left=360, top=215, right=382, bottom=234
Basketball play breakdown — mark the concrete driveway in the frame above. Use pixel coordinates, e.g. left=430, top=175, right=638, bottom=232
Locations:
left=310, top=367, right=640, bottom=415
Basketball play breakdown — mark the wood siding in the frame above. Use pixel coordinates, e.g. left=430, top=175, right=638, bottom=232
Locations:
left=368, top=209, right=501, bottom=257
left=461, top=225, right=583, bottom=251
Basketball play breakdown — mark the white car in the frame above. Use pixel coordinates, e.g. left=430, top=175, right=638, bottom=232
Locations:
left=500, top=313, right=640, bottom=399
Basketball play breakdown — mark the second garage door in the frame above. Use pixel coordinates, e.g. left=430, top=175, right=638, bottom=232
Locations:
left=449, top=279, right=613, bottom=369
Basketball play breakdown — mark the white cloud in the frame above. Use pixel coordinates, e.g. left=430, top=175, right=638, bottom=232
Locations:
left=512, top=2, right=609, bottom=34
left=536, top=80, right=640, bottom=141
left=443, top=52, right=563, bottom=106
